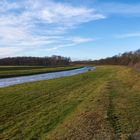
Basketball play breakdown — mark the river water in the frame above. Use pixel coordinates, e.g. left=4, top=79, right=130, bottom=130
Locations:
left=0, top=66, right=96, bottom=88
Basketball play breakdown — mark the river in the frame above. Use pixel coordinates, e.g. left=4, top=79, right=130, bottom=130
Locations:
left=0, top=66, right=96, bottom=88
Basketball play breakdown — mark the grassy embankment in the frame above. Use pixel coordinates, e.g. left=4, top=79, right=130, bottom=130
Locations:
left=0, top=66, right=140, bottom=140
left=0, top=66, right=82, bottom=78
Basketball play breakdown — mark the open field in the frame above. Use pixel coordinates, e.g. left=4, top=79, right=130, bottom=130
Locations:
left=0, top=66, right=82, bottom=78
left=0, top=66, right=140, bottom=140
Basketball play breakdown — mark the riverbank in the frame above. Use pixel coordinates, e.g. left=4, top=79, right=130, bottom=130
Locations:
left=0, top=66, right=140, bottom=139
left=0, top=66, right=95, bottom=88
left=0, top=66, right=82, bottom=78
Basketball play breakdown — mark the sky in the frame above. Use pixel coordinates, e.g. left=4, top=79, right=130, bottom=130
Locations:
left=0, top=0, right=140, bottom=60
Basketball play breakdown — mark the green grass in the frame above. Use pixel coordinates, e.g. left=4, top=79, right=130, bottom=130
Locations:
left=0, top=66, right=140, bottom=140
left=0, top=66, right=82, bottom=78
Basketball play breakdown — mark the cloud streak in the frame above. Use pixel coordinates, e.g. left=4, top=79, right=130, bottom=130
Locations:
left=0, top=0, right=105, bottom=57
left=115, top=32, right=140, bottom=39
left=97, top=2, right=140, bottom=16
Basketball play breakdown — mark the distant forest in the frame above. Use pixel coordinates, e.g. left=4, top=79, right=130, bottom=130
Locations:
left=74, top=49, right=140, bottom=69
left=0, top=55, right=71, bottom=66
left=0, top=49, right=140, bottom=68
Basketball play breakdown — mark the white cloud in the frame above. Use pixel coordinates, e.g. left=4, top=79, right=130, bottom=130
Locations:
left=71, top=37, right=95, bottom=43
left=0, top=47, right=22, bottom=58
left=0, top=0, right=20, bottom=13
left=40, top=3, right=105, bottom=25
left=46, top=43, right=76, bottom=51
left=0, top=0, right=104, bottom=57
left=45, top=37, right=95, bottom=51
left=115, top=32, right=140, bottom=39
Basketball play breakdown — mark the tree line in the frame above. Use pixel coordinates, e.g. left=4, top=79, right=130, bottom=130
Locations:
left=93, top=49, right=140, bottom=66
left=0, top=55, right=71, bottom=66
left=1, top=49, right=140, bottom=68
left=73, top=49, right=140, bottom=68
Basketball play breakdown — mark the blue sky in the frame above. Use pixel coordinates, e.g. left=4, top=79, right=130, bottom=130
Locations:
left=0, top=0, right=140, bottom=60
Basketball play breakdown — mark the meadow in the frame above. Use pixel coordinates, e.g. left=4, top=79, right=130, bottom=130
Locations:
left=0, top=66, right=81, bottom=78
left=0, top=66, right=140, bottom=140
